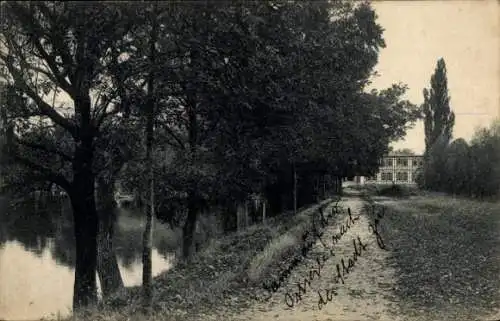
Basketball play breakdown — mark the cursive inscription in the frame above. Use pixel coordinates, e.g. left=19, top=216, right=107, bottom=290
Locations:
left=313, top=207, right=360, bottom=250
left=315, top=206, right=389, bottom=310
left=332, top=236, right=369, bottom=285
left=368, top=206, right=387, bottom=250
left=261, top=228, right=316, bottom=300
left=317, top=287, right=338, bottom=310
left=316, top=236, right=369, bottom=310
left=284, top=256, right=327, bottom=307
left=284, top=208, right=361, bottom=308
left=261, top=201, right=341, bottom=300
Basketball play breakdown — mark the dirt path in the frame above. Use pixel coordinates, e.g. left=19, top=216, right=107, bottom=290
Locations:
left=225, top=189, right=403, bottom=321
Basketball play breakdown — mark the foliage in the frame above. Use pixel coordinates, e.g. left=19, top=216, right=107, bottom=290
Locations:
left=415, top=58, right=500, bottom=197
left=423, top=58, right=455, bottom=152
left=420, top=133, right=449, bottom=191
left=392, top=148, right=416, bottom=155
left=377, top=184, right=412, bottom=198
left=443, top=138, right=471, bottom=194
left=113, top=0, right=420, bottom=225
left=420, top=119, right=500, bottom=198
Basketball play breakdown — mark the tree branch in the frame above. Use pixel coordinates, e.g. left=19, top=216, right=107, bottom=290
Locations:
left=11, top=153, right=72, bottom=192
left=9, top=2, right=76, bottom=98
left=31, top=37, right=76, bottom=97
left=15, top=137, right=73, bottom=162
left=95, top=102, right=121, bottom=129
left=34, top=3, right=74, bottom=71
left=160, top=123, right=186, bottom=150
left=1, top=54, right=78, bottom=138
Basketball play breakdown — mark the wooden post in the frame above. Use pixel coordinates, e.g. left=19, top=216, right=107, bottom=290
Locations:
left=236, top=202, right=241, bottom=232
left=244, top=201, right=249, bottom=228
left=323, top=175, right=326, bottom=199
left=262, top=199, right=266, bottom=224
left=293, top=163, right=297, bottom=215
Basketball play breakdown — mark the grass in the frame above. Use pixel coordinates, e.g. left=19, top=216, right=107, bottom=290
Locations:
left=246, top=199, right=331, bottom=285
left=366, top=194, right=500, bottom=321
left=247, top=232, right=296, bottom=283
left=351, top=183, right=421, bottom=198
left=62, top=198, right=338, bottom=321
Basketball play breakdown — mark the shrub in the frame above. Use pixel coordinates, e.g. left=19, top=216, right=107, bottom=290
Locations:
left=377, top=184, right=411, bottom=197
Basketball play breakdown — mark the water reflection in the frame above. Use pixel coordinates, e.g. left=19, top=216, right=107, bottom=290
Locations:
left=0, top=195, right=176, bottom=321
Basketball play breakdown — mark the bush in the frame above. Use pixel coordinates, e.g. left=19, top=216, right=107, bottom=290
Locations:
left=377, top=184, right=411, bottom=197
left=421, top=119, right=500, bottom=198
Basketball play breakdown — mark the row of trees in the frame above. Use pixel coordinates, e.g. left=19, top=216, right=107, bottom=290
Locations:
left=0, top=1, right=419, bottom=312
left=417, top=58, right=500, bottom=198
left=419, top=120, right=500, bottom=198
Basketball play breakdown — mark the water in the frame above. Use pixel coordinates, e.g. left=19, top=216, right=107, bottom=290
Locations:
left=0, top=195, right=176, bottom=321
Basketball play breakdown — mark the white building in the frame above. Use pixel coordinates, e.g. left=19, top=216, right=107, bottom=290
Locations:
left=359, top=154, right=424, bottom=185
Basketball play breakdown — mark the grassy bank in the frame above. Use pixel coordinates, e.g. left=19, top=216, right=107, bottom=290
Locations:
left=66, top=197, right=339, bottom=321
left=366, top=194, right=500, bottom=321
left=350, top=182, right=421, bottom=198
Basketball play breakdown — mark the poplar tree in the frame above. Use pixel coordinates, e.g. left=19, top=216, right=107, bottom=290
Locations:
left=422, top=58, right=455, bottom=190
left=423, top=58, right=455, bottom=152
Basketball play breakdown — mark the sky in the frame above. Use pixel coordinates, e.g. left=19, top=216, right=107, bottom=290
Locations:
left=370, top=0, right=500, bottom=154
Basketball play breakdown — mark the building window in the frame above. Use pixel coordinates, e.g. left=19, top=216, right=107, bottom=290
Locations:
left=412, top=159, right=419, bottom=166
left=381, top=172, right=393, bottom=181
left=383, top=158, right=393, bottom=167
left=397, top=158, right=408, bottom=167
left=396, top=171, right=408, bottom=182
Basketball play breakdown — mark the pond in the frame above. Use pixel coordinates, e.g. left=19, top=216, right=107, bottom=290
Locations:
left=0, top=195, right=176, bottom=321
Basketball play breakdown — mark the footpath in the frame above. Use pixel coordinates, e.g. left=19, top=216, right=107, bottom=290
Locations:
left=222, top=188, right=402, bottom=321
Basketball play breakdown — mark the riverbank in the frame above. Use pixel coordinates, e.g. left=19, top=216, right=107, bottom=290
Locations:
left=43, top=187, right=500, bottom=321
left=60, top=196, right=343, bottom=321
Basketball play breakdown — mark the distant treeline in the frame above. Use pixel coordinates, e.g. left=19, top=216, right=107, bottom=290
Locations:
left=417, top=119, right=500, bottom=198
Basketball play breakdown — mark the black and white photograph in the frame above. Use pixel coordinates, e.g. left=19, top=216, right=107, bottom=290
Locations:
left=0, top=1, right=499, bottom=320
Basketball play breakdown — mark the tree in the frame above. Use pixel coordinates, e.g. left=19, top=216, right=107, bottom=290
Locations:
left=148, top=1, right=419, bottom=231
left=107, top=1, right=420, bottom=263
left=468, top=120, right=500, bottom=198
left=421, top=58, right=455, bottom=190
left=392, top=148, right=416, bottom=155
left=0, top=2, right=137, bottom=309
left=422, top=133, right=449, bottom=190
left=0, top=86, right=145, bottom=299
left=93, top=117, right=143, bottom=299
left=141, top=3, right=158, bottom=308
left=423, top=58, right=455, bottom=152
left=444, top=138, right=471, bottom=195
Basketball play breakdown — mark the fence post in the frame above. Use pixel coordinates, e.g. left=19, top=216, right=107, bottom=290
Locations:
left=262, top=199, right=266, bottom=224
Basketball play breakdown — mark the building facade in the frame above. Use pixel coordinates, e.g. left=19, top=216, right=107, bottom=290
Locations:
left=365, top=154, right=424, bottom=184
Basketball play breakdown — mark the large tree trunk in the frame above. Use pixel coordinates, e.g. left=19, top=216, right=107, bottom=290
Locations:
left=71, top=150, right=99, bottom=309
left=96, top=178, right=123, bottom=299
left=182, top=191, right=198, bottom=260
left=142, top=175, right=154, bottom=306
left=142, top=4, right=158, bottom=308
left=236, top=201, right=249, bottom=231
